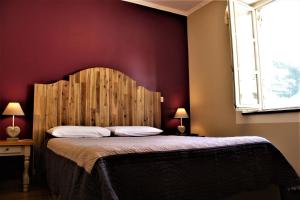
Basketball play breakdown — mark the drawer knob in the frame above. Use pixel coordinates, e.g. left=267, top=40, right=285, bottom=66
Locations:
left=5, top=148, right=9, bottom=151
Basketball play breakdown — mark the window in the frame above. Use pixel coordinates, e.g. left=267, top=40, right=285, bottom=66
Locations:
left=228, top=0, right=300, bottom=113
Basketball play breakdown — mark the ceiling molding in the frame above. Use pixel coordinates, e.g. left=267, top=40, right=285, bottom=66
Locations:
left=122, top=0, right=187, bottom=16
left=122, top=0, right=214, bottom=16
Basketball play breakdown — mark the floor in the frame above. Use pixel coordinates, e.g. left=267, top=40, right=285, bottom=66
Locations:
left=0, top=181, right=281, bottom=200
left=1, top=182, right=298, bottom=200
left=0, top=157, right=52, bottom=200
left=0, top=179, right=297, bottom=200
left=0, top=179, right=51, bottom=200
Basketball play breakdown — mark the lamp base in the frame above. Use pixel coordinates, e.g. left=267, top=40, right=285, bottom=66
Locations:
left=6, top=126, right=21, bottom=138
left=177, top=125, right=186, bottom=135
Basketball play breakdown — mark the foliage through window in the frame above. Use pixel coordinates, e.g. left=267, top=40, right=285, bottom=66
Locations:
left=228, top=0, right=300, bottom=112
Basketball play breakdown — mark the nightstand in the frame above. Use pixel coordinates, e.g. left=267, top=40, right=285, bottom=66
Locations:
left=181, top=133, right=205, bottom=137
left=163, top=132, right=205, bottom=137
left=0, top=139, right=33, bottom=192
left=189, top=133, right=204, bottom=137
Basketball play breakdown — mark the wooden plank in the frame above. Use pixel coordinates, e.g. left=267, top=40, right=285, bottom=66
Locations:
left=32, top=84, right=47, bottom=178
left=57, top=80, right=68, bottom=125
left=57, top=81, right=63, bottom=126
left=95, top=68, right=101, bottom=126
left=123, top=76, right=130, bottom=125
left=88, top=68, right=96, bottom=126
left=61, top=80, right=69, bottom=125
left=99, top=68, right=110, bottom=126
left=87, top=69, right=92, bottom=125
left=68, top=75, right=76, bottom=125
left=104, top=68, right=110, bottom=126
left=75, top=74, right=81, bottom=125
left=80, top=70, right=87, bottom=125
left=109, top=69, right=119, bottom=126
left=118, top=72, right=125, bottom=125
left=153, top=92, right=161, bottom=128
left=91, top=68, right=98, bottom=126
left=130, top=80, right=137, bottom=125
left=45, top=83, right=58, bottom=130
left=144, top=88, right=154, bottom=126
left=33, top=84, right=46, bottom=148
left=137, top=87, right=145, bottom=125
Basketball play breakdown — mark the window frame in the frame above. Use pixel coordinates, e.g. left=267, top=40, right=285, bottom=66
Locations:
left=227, top=0, right=300, bottom=113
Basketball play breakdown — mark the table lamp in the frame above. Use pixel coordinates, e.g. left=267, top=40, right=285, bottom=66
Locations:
left=2, top=102, right=25, bottom=141
left=174, top=108, right=189, bottom=135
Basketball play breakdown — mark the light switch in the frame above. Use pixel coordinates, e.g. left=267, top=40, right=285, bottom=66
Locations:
left=160, top=97, right=164, bottom=103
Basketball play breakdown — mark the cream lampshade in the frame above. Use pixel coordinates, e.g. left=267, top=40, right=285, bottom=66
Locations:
left=2, top=102, right=25, bottom=141
left=174, top=108, right=189, bottom=135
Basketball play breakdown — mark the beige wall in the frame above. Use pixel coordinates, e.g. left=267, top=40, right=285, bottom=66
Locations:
left=188, top=1, right=300, bottom=174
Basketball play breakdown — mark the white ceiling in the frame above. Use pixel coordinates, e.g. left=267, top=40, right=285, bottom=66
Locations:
left=122, top=0, right=215, bottom=16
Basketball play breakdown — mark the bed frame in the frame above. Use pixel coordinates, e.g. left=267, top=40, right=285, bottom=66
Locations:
left=32, top=67, right=161, bottom=174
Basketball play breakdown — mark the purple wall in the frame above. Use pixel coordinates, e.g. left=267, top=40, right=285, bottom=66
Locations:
left=0, top=0, right=189, bottom=139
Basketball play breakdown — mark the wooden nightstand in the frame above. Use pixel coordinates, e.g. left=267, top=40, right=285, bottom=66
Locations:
left=175, top=133, right=204, bottom=137
left=189, top=133, right=204, bottom=137
left=0, top=139, right=33, bottom=192
left=163, top=132, right=205, bottom=137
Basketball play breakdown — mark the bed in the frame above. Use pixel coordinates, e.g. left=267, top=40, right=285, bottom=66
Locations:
left=32, top=67, right=300, bottom=200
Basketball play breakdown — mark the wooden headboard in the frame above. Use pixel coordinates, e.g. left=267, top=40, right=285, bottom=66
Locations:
left=32, top=67, right=161, bottom=149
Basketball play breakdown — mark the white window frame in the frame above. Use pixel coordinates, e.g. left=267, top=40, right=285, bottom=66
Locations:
left=227, top=0, right=300, bottom=113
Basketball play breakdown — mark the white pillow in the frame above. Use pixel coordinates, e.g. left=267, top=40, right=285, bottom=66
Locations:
left=106, top=126, right=163, bottom=136
left=47, top=126, right=111, bottom=138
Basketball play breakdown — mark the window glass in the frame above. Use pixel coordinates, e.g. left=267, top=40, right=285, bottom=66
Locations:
left=258, top=0, right=300, bottom=109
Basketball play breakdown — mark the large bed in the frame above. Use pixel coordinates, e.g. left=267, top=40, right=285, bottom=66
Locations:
left=32, top=67, right=300, bottom=200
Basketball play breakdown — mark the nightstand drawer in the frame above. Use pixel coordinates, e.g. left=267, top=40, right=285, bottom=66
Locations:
left=0, top=146, right=22, bottom=154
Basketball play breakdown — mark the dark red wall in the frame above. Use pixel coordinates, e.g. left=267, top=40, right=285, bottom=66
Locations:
left=0, top=0, right=189, bottom=139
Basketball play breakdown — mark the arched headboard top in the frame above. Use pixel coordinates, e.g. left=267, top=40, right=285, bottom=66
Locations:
left=32, top=67, right=161, bottom=148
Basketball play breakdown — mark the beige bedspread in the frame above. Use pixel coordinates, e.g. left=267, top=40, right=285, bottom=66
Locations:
left=47, top=135, right=269, bottom=173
